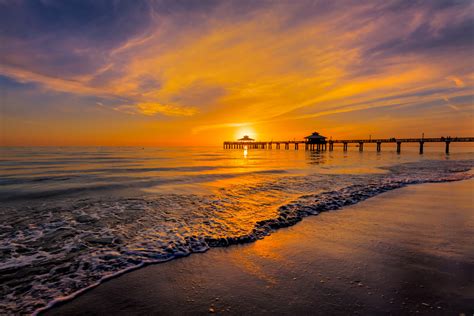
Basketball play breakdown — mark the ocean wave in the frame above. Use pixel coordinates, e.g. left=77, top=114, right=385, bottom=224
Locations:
left=0, top=159, right=472, bottom=314
left=0, top=169, right=287, bottom=201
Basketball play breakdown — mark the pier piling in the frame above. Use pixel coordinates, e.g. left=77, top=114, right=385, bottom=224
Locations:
left=223, top=136, right=472, bottom=154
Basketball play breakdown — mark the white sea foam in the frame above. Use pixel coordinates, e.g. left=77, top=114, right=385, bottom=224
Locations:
left=0, top=147, right=472, bottom=314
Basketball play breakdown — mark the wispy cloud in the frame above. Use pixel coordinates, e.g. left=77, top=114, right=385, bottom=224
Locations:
left=1, top=0, right=473, bottom=144
left=137, top=102, right=197, bottom=116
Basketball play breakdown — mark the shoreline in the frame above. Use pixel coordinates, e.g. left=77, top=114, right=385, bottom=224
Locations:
left=8, top=158, right=467, bottom=314
left=44, top=178, right=474, bottom=315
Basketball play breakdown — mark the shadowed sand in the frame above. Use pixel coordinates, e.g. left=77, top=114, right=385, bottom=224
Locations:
left=45, top=179, right=474, bottom=315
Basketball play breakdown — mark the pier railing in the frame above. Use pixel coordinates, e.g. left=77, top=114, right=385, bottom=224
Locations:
left=223, top=137, right=474, bottom=154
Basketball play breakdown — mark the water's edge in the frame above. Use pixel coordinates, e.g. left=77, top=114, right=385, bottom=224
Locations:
left=35, top=174, right=472, bottom=316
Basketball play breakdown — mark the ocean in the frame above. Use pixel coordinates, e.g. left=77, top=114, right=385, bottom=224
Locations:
left=0, top=144, right=472, bottom=314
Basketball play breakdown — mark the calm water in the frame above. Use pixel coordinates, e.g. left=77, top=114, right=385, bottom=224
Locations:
left=1, top=145, right=473, bottom=313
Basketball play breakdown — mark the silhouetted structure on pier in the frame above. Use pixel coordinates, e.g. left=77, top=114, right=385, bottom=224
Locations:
left=223, top=134, right=474, bottom=154
left=305, top=132, right=327, bottom=151
left=238, top=135, right=254, bottom=142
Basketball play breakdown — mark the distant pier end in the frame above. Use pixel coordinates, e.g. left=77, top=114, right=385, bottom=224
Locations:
left=223, top=132, right=474, bottom=154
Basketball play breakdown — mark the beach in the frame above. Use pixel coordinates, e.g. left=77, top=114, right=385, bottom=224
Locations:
left=45, top=178, right=474, bottom=315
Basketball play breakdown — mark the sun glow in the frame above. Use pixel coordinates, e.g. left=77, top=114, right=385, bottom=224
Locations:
left=0, top=1, right=472, bottom=146
left=235, top=126, right=257, bottom=141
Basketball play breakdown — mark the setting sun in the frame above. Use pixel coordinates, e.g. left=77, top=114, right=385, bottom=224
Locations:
left=234, top=126, right=257, bottom=141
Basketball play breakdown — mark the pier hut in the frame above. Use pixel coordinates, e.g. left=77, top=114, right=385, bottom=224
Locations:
left=305, top=132, right=327, bottom=151
left=226, top=135, right=254, bottom=149
left=238, top=135, right=254, bottom=142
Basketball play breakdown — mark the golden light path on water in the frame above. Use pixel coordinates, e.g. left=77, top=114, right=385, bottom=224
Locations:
left=0, top=145, right=472, bottom=314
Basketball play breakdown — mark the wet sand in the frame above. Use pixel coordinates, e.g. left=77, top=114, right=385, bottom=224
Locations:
left=45, top=179, right=474, bottom=315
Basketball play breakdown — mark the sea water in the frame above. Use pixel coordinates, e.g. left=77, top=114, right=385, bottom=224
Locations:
left=0, top=144, right=472, bottom=314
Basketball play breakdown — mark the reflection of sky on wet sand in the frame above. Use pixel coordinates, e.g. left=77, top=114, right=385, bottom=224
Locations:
left=225, top=178, right=473, bottom=288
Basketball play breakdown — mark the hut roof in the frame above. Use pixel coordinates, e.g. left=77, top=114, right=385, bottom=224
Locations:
left=238, top=135, right=255, bottom=141
left=305, top=132, right=326, bottom=140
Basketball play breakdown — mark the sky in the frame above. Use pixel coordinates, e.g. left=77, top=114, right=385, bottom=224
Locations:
left=0, top=0, right=473, bottom=146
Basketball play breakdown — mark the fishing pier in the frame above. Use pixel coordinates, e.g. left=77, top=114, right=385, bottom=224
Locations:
left=223, top=133, right=474, bottom=154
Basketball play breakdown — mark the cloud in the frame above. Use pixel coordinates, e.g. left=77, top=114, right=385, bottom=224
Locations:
left=1, top=0, right=473, bottom=143
left=137, top=102, right=197, bottom=116
left=447, top=76, right=466, bottom=88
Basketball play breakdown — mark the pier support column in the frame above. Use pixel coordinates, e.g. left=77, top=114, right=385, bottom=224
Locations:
left=269, top=143, right=272, bottom=149
left=419, top=141, right=424, bottom=154
left=285, top=143, right=289, bottom=150
left=359, top=142, right=364, bottom=152
left=343, top=142, right=348, bottom=151
left=376, top=142, right=381, bottom=152
left=295, top=143, right=298, bottom=150
left=397, top=142, right=401, bottom=154
left=305, top=143, right=308, bottom=151
left=445, top=141, right=450, bottom=154
left=329, top=142, right=333, bottom=151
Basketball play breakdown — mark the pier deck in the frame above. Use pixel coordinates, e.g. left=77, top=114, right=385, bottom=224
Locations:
left=223, top=137, right=474, bottom=154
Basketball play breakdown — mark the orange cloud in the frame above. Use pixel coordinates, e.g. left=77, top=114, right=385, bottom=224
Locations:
left=1, top=1, right=473, bottom=145
left=137, top=102, right=197, bottom=116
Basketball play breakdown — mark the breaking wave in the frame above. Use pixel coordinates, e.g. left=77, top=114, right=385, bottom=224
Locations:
left=0, top=159, right=472, bottom=314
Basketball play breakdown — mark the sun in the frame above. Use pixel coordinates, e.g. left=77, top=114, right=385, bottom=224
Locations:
left=234, top=126, right=257, bottom=141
